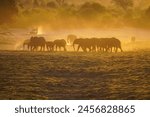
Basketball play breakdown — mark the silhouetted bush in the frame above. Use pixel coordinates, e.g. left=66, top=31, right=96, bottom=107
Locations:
left=112, top=0, right=133, bottom=11
left=78, top=2, right=106, bottom=19
left=47, top=1, right=57, bottom=9
left=145, top=6, right=150, bottom=17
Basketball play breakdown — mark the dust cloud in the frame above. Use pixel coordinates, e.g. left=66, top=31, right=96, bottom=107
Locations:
left=0, top=0, right=150, bottom=51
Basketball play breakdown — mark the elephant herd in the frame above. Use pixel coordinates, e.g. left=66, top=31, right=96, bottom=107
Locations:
left=23, top=37, right=66, bottom=51
left=73, top=37, right=123, bottom=52
left=23, top=36, right=123, bottom=52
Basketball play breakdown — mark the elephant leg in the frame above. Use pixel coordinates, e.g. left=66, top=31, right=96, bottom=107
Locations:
left=115, top=47, right=118, bottom=53
left=56, top=46, right=58, bottom=51
left=52, top=46, right=54, bottom=51
left=37, top=46, right=39, bottom=51
left=110, top=47, right=113, bottom=52
left=42, top=46, right=44, bottom=51
left=100, top=47, right=103, bottom=52
left=108, top=48, right=111, bottom=52
left=50, top=47, right=53, bottom=51
left=47, top=46, right=49, bottom=51
left=34, top=46, right=37, bottom=51
left=64, top=47, right=67, bottom=51
left=100, top=47, right=102, bottom=52
left=43, top=46, right=45, bottom=51
left=32, top=46, right=34, bottom=51
left=83, top=46, right=87, bottom=52
left=119, top=46, right=123, bottom=52
left=93, top=46, right=96, bottom=52
left=27, top=45, right=29, bottom=51
left=89, top=47, right=92, bottom=52
left=31, top=46, right=34, bottom=51
left=36, top=46, right=38, bottom=51
left=23, top=45, right=25, bottom=50
left=99, top=47, right=102, bottom=52
left=81, top=46, right=86, bottom=52
left=50, top=47, right=52, bottom=51
left=77, top=45, right=80, bottom=52
left=81, top=46, right=84, bottom=52
left=106, top=47, right=109, bottom=52
left=40, top=46, right=42, bottom=51
left=29, top=46, right=31, bottom=51
left=120, top=48, right=123, bottom=52
left=99, top=46, right=101, bottom=52
left=88, top=47, right=91, bottom=52
left=105, top=47, right=108, bottom=52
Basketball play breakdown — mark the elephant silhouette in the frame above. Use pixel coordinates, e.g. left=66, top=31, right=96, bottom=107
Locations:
left=96, top=38, right=123, bottom=52
left=96, top=38, right=109, bottom=52
left=73, top=37, right=123, bottom=52
left=30, top=36, right=46, bottom=51
left=23, top=39, right=31, bottom=51
left=46, top=41, right=54, bottom=51
left=107, top=37, right=123, bottom=52
left=73, top=38, right=85, bottom=52
left=54, top=39, right=67, bottom=51
left=73, top=38, right=97, bottom=52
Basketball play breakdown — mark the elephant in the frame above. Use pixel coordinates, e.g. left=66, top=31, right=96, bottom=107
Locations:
left=67, top=34, right=77, bottom=45
left=89, top=38, right=100, bottom=52
left=53, top=39, right=67, bottom=51
left=30, top=36, right=46, bottom=51
left=96, top=38, right=109, bottom=52
left=73, top=37, right=123, bottom=53
left=96, top=38, right=123, bottom=52
left=73, top=38, right=86, bottom=52
left=46, top=41, right=54, bottom=51
left=73, top=38, right=98, bottom=52
left=106, top=37, right=123, bottom=52
left=23, top=39, right=31, bottom=51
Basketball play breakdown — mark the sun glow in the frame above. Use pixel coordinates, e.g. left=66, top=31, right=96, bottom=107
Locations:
left=37, top=26, right=44, bottom=35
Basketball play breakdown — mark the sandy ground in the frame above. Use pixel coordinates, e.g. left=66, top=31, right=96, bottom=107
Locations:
left=0, top=50, right=150, bottom=100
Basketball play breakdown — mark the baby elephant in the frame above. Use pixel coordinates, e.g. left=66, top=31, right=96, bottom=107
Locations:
left=46, top=41, right=54, bottom=51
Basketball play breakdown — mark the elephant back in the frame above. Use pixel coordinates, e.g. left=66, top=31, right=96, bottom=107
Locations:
left=54, top=39, right=66, bottom=46
left=30, top=36, right=46, bottom=46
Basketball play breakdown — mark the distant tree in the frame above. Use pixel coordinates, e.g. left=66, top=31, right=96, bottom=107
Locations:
left=0, top=0, right=18, bottom=24
left=78, top=2, right=106, bottom=18
left=47, top=1, right=57, bottom=8
left=33, top=0, right=40, bottom=7
left=17, top=0, right=33, bottom=10
left=56, top=0, right=65, bottom=6
left=40, top=0, right=47, bottom=7
left=112, top=0, right=133, bottom=11
left=80, top=2, right=105, bottom=12
left=145, top=6, right=150, bottom=17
